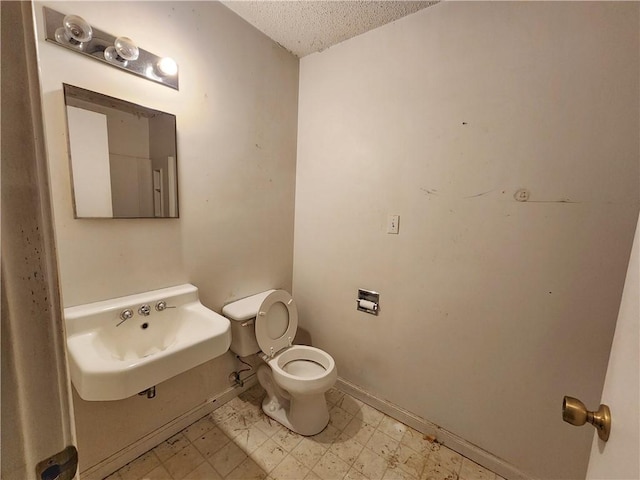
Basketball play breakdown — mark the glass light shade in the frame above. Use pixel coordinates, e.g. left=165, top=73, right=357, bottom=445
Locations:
left=104, top=37, right=139, bottom=64
left=103, top=46, right=119, bottom=63
left=157, top=57, right=178, bottom=76
left=114, top=37, right=139, bottom=61
left=55, top=14, right=92, bottom=45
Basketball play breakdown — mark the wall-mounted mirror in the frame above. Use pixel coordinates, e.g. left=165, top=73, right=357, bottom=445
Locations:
left=63, top=84, right=178, bottom=218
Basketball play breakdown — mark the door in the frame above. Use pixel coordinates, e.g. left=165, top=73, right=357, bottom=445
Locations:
left=1, top=2, right=77, bottom=479
left=586, top=213, right=639, bottom=479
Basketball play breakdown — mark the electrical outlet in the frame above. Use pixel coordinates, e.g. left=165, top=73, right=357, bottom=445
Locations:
left=387, top=215, right=400, bottom=234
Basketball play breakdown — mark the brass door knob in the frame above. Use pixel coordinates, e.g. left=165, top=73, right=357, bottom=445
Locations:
left=562, top=396, right=611, bottom=442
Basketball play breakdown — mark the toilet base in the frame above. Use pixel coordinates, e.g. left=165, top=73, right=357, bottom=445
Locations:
left=257, top=365, right=330, bottom=436
left=261, top=392, right=330, bottom=436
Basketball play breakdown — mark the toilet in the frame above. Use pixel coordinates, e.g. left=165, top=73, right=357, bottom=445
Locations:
left=222, top=289, right=337, bottom=436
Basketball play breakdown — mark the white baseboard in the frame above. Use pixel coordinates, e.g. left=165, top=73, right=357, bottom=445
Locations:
left=336, top=377, right=534, bottom=480
left=80, top=375, right=258, bottom=480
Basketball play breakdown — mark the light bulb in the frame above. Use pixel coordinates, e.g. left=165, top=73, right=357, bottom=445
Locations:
left=156, top=57, right=178, bottom=76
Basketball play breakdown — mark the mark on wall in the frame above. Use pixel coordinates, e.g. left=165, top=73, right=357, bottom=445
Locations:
left=420, top=187, right=579, bottom=204
left=514, top=188, right=530, bottom=202
left=527, top=199, right=580, bottom=204
left=464, top=189, right=495, bottom=199
left=420, top=188, right=438, bottom=196
left=514, top=188, right=580, bottom=204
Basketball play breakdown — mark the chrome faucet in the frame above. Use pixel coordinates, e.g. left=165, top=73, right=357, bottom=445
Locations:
left=138, top=304, right=151, bottom=316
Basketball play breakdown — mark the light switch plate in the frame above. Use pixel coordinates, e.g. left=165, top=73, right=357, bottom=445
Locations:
left=387, top=215, right=400, bottom=234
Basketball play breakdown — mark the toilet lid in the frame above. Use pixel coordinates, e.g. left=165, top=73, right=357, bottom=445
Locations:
left=255, top=290, right=298, bottom=357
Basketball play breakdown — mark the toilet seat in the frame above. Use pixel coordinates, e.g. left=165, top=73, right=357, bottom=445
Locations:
left=255, top=290, right=298, bottom=358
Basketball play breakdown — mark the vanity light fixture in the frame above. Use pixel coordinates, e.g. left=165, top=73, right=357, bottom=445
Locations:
left=43, top=6, right=178, bottom=90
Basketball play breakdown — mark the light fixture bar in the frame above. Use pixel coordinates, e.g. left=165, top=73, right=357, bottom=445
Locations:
left=43, top=6, right=179, bottom=90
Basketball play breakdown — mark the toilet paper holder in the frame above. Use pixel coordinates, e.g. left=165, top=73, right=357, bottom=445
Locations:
left=357, top=289, right=379, bottom=315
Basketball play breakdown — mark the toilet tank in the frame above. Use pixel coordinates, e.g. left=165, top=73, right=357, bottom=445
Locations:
left=222, top=290, right=275, bottom=357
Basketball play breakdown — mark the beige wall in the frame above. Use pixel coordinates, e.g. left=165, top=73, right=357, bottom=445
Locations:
left=294, top=2, right=639, bottom=479
left=35, top=1, right=298, bottom=470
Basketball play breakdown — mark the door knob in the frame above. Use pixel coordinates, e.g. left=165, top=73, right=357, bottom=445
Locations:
left=562, top=396, right=611, bottom=442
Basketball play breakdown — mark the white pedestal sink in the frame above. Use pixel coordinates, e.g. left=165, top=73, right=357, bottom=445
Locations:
left=64, top=284, right=231, bottom=401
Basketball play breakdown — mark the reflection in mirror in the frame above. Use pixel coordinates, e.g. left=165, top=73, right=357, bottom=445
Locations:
left=63, top=84, right=178, bottom=218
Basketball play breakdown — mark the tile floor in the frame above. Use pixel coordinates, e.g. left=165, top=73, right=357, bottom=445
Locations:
left=106, top=385, right=502, bottom=480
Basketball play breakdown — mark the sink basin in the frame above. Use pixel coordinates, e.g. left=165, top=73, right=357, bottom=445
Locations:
left=64, top=284, right=231, bottom=401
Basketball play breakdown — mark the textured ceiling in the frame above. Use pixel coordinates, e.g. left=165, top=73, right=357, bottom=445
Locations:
left=221, top=1, right=438, bottom=57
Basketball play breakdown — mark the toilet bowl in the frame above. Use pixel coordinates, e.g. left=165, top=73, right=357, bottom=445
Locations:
left=222, top=289, right=337, bottom=436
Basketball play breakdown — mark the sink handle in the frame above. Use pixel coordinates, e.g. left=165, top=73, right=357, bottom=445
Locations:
left=155, top=301, right=176, bottom=312
left=116, top=309, right=133, bottom=326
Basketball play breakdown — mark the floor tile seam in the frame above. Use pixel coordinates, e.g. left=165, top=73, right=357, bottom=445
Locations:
left=182, top=416, right=217, bottom=441
left=188, top=429, right=234, bottom=463
left=227, top=411, right=266, bottom=431
left=332, top=433, right=367, bottom=448
left=233, top=435, right=271, bottom=457
left=209, top=409, right=240, bottom=425
left=292, top=443, right=329, bottom=472
left=218, top=411, right=258, bottom=427
left=125, top=449, right=162, bottom=480
left=224, top=456, right=269, bottom=480
left=353, top=417, right=385, bottom=431
left=218, top=425, right=257, bottom=444
left=169, top=456, right=207, bottom=480
left=395, top=439, right=431, bottom=460
left=380, top=463, right=419, bottom=480
left=248, top=444, right=288, bottom=475
left=422, top=456, right=463, bottom=477
left=308, top=435, right=335, bottom=451
left=322, top=449, right=357, bottom=474
left=372, top=426, right=401, bottom=443
left=197, top=442, right=234, bottom=462
left=226, top=423, right=262, bottom=441
left=162, top=455, right=206, bottom=480
left=397, top=439, right=435, bottom=459
left=328, top=438, right=366, bottom=467
left=205, top=452, right=246, bottom=480
left=389, top=451, right=428, bottom=480
left=155, top=434, right=194, bottom=464
left=381, top=451, right=411, bottom=479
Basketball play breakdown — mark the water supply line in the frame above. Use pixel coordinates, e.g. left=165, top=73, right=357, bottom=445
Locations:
left=229, top=355, right=253, bottom=387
